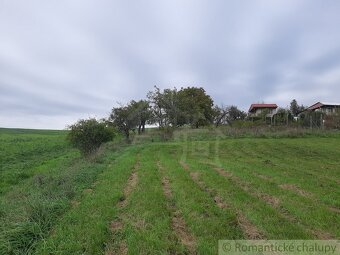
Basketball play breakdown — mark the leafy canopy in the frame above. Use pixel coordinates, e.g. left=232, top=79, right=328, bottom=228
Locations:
left=67, top=118, right=115, bottom=156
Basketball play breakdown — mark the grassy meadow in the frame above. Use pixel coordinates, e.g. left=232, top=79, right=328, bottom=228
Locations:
left=0, top=127, right=339, bottom=254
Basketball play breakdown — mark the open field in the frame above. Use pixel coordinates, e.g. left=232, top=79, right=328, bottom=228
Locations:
left=0, top=128, right=339, bottom=254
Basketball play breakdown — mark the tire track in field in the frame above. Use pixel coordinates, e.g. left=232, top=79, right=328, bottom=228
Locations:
left=157, top=161, right=197, bottom=254
left=179, top=161, right=264, bottom=240
left=207, top=162, right=335, bottom=239
left=215, top=161, right=339, bottom=216
left=212, top=165, right=281, bottom=208
left=106, top=158, right=140, bottom=255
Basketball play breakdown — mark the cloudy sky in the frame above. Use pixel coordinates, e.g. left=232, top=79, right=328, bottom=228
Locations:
left=1, top=0, right=340, bottom=129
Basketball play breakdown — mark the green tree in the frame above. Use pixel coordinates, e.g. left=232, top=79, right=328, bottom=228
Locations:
left=177, top=87, right=214, bottom=128
left=290, top=99, right=299, bottom=116
left=147, top=86, right=180, bottom=127
left=214, top=105, right=247, bottom=127
left=290, top=99, right=305, bottom=116
left=109, top=102, right=139, bottom=139
left=147, top=86, right=166, bottom=127
left=130, top=100, right=153, bottom=134
left=67, top=118, right=115, bottom=156
left=148, top=86, right=214, bottom=128
left=213, top=105, right=229, bottom=127
left=228, top=105, right=246, bottom=121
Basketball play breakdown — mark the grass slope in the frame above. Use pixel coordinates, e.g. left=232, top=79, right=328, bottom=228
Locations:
left=1, top=128, right=339, bottom=254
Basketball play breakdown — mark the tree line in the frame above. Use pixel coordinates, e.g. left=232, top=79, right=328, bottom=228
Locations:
left=68, top=86, right=248, bottom=155
left=67, top=85, right=333, bottom=156
left=109, top=86, right=247, bottom=139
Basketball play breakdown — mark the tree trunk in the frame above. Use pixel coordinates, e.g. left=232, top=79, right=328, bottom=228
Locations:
left=142, top=121, right=146, bottom=132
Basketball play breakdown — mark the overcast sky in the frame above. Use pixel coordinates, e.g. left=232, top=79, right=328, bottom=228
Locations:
left=1, top=0, right=340, bottom=129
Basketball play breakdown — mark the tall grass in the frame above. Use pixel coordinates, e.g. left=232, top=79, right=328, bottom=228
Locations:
left=0, top=129, right=128, bottom=255
left=173, top=126, right=340, bottom=141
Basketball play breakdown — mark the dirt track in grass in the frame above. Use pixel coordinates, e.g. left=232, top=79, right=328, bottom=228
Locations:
left=158, top=161, right=197, bottom=254
left=181, top=161, right=264, bottom=240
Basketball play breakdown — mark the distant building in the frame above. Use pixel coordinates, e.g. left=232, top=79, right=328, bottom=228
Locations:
left=248, top=104, right=278, bottom=117
left=303, top=102, right=340, bottom=115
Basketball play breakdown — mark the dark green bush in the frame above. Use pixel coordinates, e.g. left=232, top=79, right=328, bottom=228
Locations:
left=67, top=118, right=115, bottom=156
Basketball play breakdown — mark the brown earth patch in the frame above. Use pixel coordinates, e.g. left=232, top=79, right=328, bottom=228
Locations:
left=214, top=167, right=233, bottom=178
left=214, top=196, right=229, bottom=209
left=180, top=161, right=190, bottom=171
left=258, top=193, right=280, bottom=207
left=118, top=241, right=128, bottom=255
left=105, top=241, right=128, bottom=255
left=110, top=220, right=123, bottom=232
left=237, top=212, right=264, bottom=239
left=172, top=211, right=196, bottom=253
left=123, top=172, right=138, bottom=197
left=83, top=188, right=93, bottom=193
left=328, top=206, right=340, bottom=214
left=105, top=220, right=127, bottom=255
left=70, top=200, right=80, bottom=208
left=133, top=218, right=147, bottom=229
left=311, top=229, right=334, bottom=240
left=189, top=172, right=200, bottom=181
left=253, top=173, right=272, bottom=181
left=189, top=171, right=213, bottom=194
left=119, top=170, right=139, bottom=208
left=279, top=184, right=311, bottom=197
left=162, top=177, right=172, bottom=198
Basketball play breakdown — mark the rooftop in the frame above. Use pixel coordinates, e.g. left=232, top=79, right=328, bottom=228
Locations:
left=249, top=104, right=278, bottom=112
left=307, top=102, right=340, bottom=111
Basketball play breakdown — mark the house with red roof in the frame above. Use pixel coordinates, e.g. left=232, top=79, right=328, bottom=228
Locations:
left=248, top=103, right=278, bottom=117
left=303, top=102, right=340, bottom=115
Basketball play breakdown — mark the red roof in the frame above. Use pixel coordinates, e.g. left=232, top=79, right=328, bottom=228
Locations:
left=249, top=104, right=278, bottom=112
left=306, top=102, right=340, bottom=111
left=306, top=102, right=323, bottom=111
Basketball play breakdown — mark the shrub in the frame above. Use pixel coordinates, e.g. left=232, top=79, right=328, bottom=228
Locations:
left=67, top=118, right=115, bottom=156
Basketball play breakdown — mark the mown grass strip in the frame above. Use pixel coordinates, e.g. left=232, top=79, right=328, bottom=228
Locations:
left=159, top=144, right=243, bottom=255
left=221, top=139, right=340, bottom=206
left=106, top=158, right=140, bottom=255
left=34, top=146, right=140, bottom=255
left=180, top=161, right=265, bottom=240
left=105, top=146, right=184, bottom=255
left=158, top=161, right=197, bottom=254
left=215, top=161, right=339, bottom=238
left=203, top=140, right=340, bottom=238
left=181, top=144, right=313, bottom=240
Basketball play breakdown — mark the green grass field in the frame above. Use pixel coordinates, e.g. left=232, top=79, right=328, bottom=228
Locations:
left=0, top=128, right=339, bottom=254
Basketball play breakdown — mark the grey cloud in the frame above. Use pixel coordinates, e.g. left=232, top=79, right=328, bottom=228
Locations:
left=1, top=0, right=340, bottom=129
